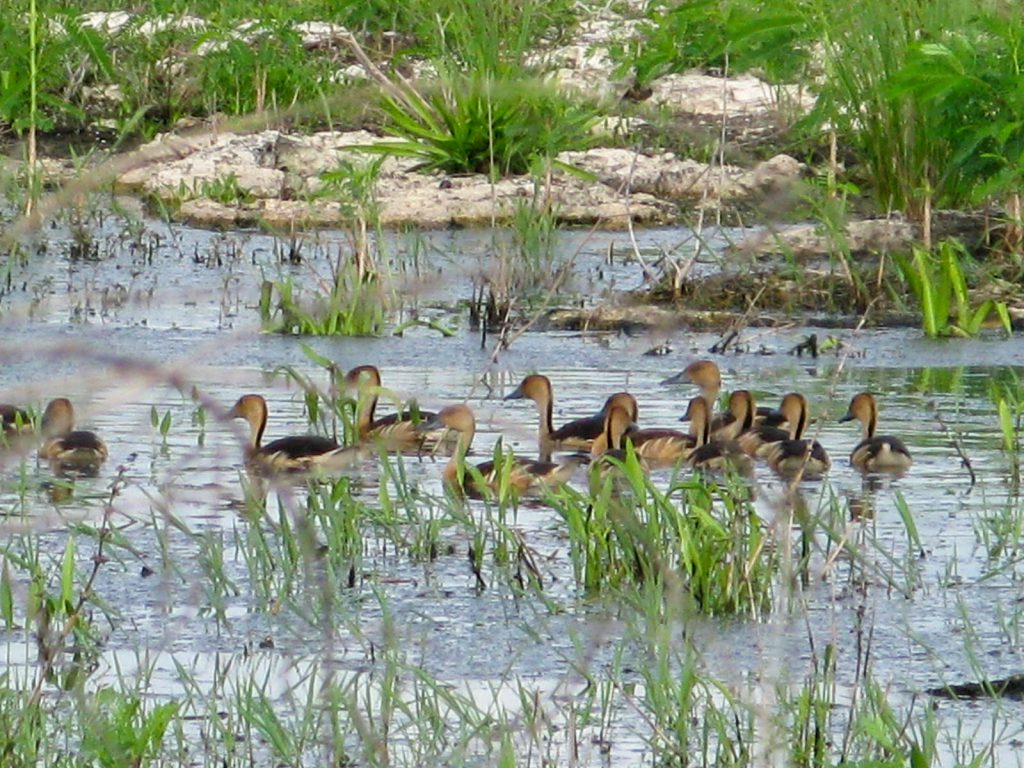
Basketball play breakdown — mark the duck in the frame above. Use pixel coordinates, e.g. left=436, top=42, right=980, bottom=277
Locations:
left=736, top=392, right=809, bottom=458
left=687, top=397, right=755, bottom=474
left=661, top=359, right=722, bottom=405
left=0, top=404, right=32, bottom=435
left=228, top=394, right=366, bottom=476
left=763, top=436, right=832, bottom=478
left=681, top=389, right=756, bottom=441
left=758, top=395, right=831, bottom=477
left=505, top=374, right=638, bottom=459
left=416, top=404, right=579, bottom=498
left=840, top=392, right=913, bottom=472
left=344, top=365, right=452, bottom=453
left=38, top=398, right=108, bottom=472
left=663, top=360, right=783, bottom=430
left=596, top=396, right=706, bottom=469
left=586, top=393, right=643, bottom=458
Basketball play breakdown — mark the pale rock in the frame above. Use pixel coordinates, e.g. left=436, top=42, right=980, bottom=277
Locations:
left=117, top=131, right=286, bottom=199
left=734, top=218, right=917, bottom=259
left=557, top=148, right=804, bottom=201
left=78, top=11, right=134, bottom=35
left=294, top=21, right=350, bottom=49
left=136, top=15, right=207, bottom=37
left=649, top=72, right=815, bottom=117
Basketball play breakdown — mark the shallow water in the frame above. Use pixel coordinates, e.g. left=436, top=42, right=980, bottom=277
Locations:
left=1, top=208, right=1024, bottom=765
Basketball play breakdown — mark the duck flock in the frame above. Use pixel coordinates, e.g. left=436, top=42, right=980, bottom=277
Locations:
left=4, top=360, right=911, bottom=498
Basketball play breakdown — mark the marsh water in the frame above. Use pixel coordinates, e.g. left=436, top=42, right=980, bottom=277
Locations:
left=2, top=207, right=1024, bottom=765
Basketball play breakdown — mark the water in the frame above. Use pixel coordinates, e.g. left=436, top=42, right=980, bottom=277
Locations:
left=1, top=208, right=1023, bottom=765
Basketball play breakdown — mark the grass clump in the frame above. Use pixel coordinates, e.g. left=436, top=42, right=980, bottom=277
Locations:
left=372, top=73, right=598, bottom=177
left=551, top=453, right=774, bottom=616
left=896, top=239, right=1012, bottom=338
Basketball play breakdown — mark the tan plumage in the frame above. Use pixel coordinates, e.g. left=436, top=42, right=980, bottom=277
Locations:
left=751, top=394, right=831, bottom=477
left=840, top=392, right=912, bottom=472
left=506, top=374, right=638, bottom=459
left=596, top=396, right=707, bottom=469
left=228, top=394, right=365, bottom=476
left=688, top=395, right=755, bottom=474
left=685, top=389, right=756, bottom=441
left=344, top=365, right=452, bottom=453
left=418, top=404, right=578, bottom=498
left=736, top=393, right=808, bottom=457
left=38, top=398, right=108, bottom=473
left=662, top=359, right=722, bottom=406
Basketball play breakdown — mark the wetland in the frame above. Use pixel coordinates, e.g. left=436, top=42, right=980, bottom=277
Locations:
left=5, top=0, right=1024, bottom=764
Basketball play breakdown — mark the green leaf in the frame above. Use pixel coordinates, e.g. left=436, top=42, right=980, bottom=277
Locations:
left=0, top=561, right=14, bottom=628
left=61, top=538, right=76, bottom=612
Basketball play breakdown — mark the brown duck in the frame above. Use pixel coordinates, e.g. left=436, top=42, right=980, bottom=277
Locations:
left=228, top=394, right=365, bottom=475
left=38, top=398, right=108, bottom=472
left=418, top=404, right=579, bottom=497
left=506, top=374, right=637, bottom=459
left=840, top=392, right=912, bottom=472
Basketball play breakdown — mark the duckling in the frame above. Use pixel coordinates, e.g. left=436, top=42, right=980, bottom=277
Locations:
left=417, top=404, right=579, bottom=498
left=505, top=374, right=637, bottom=459
left=344, top=365, right=451, bottom=453
left=228, top=394, right=365, bottom=476
left=38, top=398, right=108, bottom=473
left=839, top=392, right=912, bottom=472
left=688, top=396, right=755, bottom=474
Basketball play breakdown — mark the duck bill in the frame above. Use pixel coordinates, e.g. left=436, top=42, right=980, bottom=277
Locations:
left=660, top=371, right=688, bottom=386
left=504, top=385, right=525, bottom=401
left=838, top=412, right=854, bottom=423
left=414, top=415, right=444, bottom=433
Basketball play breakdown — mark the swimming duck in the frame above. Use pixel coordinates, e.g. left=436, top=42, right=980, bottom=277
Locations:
left=763, top=436, right=832, bottom=478
left=596, top=396, right=706, bottom=469
left=757, top=395, right=830, bottom=477
left=505, top=374, right=637, bottom=459
left=840, top=392, right=913, bottom=472
left=38, top=398, right=108, bottom=472
left=736, top=392, right=808, bottom=457
left=687, top=396, right=755, bottom=474
left=228, top=394, right=365, bottom=476
left=344, top=365, right=452, bottom=453
left=681, top=389, right=756, bottom=441
left=417, top=404, right=579, bottom=498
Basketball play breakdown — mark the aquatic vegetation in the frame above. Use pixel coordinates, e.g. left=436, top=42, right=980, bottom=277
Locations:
left=896, top=240, right=1012, bottom=338
left=368, top=71, right=599, bottom=178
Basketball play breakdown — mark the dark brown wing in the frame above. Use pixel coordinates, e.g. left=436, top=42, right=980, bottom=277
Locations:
left=261, top=434, right=339, bottom=460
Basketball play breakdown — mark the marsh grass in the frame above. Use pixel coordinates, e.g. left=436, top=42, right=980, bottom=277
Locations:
left=549, top=452, right=774, bottom=615
left=896, top=240, right=1012, bottom=338
left=370, top=73, right=599, bottom=178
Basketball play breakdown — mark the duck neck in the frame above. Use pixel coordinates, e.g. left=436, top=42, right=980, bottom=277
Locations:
left=252, top=410, right=266, bottom=449
left=864, top=410, right=877, bottom=441
left=536, top=393, right=554, bottom=440
left=704, top=384, right=720, bottom=412
left=740, top=396, right=755, bottom=432
left=357, top=391, right=378, bottom=435
left=793, top=404, right=808, bottom=440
